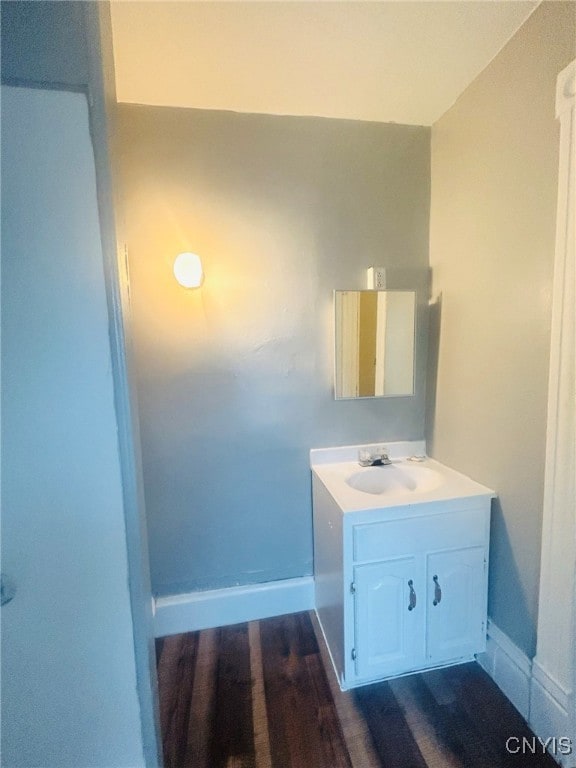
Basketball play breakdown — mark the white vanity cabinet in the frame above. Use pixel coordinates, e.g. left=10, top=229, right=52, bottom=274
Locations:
left=311, top=455, right=493, bottom=691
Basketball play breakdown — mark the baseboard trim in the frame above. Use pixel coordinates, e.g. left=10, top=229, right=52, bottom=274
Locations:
left=530, top=659, right=572, bottom=764
left=476, top=618, right=532, bottom=719
left=531, top=660, right=571, bottom=714
left=154, top=576, right=315, bottom=637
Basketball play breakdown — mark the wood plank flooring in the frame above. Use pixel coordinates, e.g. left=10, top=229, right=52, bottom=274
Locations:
left=156, top=611, right=559, bottom=768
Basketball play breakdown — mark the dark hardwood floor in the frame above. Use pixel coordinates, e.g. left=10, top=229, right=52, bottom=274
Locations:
left=155, top=611, right=559, bottom=768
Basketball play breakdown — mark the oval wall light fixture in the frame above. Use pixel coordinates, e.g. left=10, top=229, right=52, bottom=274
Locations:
left=173, top=252, right=204, bottom=288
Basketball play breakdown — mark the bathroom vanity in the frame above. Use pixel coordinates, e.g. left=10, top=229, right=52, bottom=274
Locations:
left=311, top=442, right=495, bottom=690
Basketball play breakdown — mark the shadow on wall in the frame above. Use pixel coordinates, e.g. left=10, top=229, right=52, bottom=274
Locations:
left=425, top=289, right=442, bottom=453
left=489, top=497, right=536, bottom=658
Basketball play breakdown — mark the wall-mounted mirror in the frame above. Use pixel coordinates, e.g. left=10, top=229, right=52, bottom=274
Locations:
left=334, top=290, right=416, bottom=399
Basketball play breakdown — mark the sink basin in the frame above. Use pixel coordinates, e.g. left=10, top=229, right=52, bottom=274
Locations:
left=346, top=464, right=444, bottom=496
left=311, top=443, right=495, bottom=512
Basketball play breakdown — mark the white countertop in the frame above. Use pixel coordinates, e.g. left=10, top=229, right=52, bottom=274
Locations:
left=311, top=442, right=495, bottom=513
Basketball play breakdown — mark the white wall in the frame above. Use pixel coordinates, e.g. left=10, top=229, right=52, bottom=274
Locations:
left=1, top=85, right=145, bottom=767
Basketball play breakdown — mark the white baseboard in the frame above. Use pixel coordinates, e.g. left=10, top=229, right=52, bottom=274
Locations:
left=530, top=660, right=572, bottom=766
left=476, top=618, right=532, bottom=719
left=154, top=576, right=315, bottom=637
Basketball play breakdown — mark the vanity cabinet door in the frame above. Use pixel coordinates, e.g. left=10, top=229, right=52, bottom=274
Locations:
left=425, top=546, right=486, bottom=664
left=353, top=557, right=425, bottom=680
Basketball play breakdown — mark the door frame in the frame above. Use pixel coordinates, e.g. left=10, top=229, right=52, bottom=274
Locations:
left=530, top=59, right=576, bottom=759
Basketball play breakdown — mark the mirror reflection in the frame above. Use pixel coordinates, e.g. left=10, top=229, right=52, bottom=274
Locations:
left=334, top=290, right=416, bottom=399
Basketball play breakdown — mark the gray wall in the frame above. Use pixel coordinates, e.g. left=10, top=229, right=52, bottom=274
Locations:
left=118, top=106, right=430, bottom=595
left=427, top=1, right=576, bottom=657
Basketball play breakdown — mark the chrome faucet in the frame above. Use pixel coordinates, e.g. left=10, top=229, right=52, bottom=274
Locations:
left=358, top=447, right=392, bottom=467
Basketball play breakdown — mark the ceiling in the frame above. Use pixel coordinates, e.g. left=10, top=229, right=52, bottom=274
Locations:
left=110, top=1, right=539, bottom=126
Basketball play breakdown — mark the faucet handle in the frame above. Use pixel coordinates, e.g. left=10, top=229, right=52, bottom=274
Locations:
left=358, top=448, right=373, bottom=466
left=358, top=445, right=392, bottom=466
left=376, top=446, right=392, bottom=465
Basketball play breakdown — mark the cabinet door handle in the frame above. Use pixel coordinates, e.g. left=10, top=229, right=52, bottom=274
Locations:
left=408, top=579, right=416, bottom=611
left=433, top=575, right=442, bottom=606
